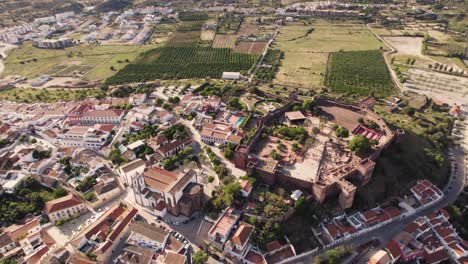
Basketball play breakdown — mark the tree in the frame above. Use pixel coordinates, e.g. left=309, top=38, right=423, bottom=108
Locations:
left=207, top=176, right=215, bottom=183
left=193, top=250, right=208, bottom=264
left=53, top=187, right=68, bottom=198
left=348, top=135, right=371, bottom=154
left=327, top=249, right=341, bottom=264
left=302, top=99, right=314, bottom=111
left=402, top=106, right=416, bottom=116
left=109, top=148, right=124, bottom=165
left=228, top=98, right=243, bottom=110
left=84, top=192, right=96, bottom=201
left=155, top=98, right=164, bottom=106
left=224, top=149, right=234, bottom=159
left=168, top=96, right=180, bottom=104
left=271, top=149, right=282, bottom=160
left=335, top=127, right=349, bottom=138
left=291, top=143, right=299, bottom=152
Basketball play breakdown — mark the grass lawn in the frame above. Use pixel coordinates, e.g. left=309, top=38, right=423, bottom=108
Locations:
left=2, top=42, right=157, bottom=81
left=273, top=20, right=385, bottom=90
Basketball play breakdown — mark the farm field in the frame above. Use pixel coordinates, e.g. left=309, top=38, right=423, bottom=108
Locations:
left=167, top=31, right=201, bottom=45
left=277, top=20, right=384, bottom=53
left=273, top=20, right=385, bottom=90
left=212, top=35, right=237, bottom=49
left=233, top=41, right=268, bottom=55
left=106, top=46, right=258, bottom=84
left=2, top=42, right=154, bottom=81
left=238, top=23, right=259, bottom=36
left=201, top=30, right=216, bottom=41
left=325, top=50, right=395, bottom=97
left=274, top=52, right=328, bottom=89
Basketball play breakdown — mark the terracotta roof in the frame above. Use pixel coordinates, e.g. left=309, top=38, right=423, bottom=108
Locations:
left=44, top=193, right=83, bottom=214
left=108, top=208, right=138, bottom=242
left=120, top=159, right=146, bottom=173
left=82, top=109, right=123, bottom=118
left=144, top=168, right=195, bottom=194
left=157, top=138, right=192, bottom=155
left=130, top=222, right=169, bottom=243
left=266, top=240, right=282, bottom=252
left=285, top=111, right=305, bottom=121
left=0, top=232, right=13, bottom=248
left=25, top=245, right=49, bottom=264
left=162, top=252, right=186, bottom=264
left=383, top=207, right=401, bottom=219
left=245, top=250, right=266, bottom=264
left=231, top=222, right=254, bottom=247
left=8, top=218, right=40, bottom=241
left=265, top=244, right=296, bottom=264
left=386, top=240, right=402, bottom=260
left=240, top=180, right=252, bottom=193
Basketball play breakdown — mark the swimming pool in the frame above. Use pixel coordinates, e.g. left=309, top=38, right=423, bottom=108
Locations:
left=235, top=117, right=245, bottom=127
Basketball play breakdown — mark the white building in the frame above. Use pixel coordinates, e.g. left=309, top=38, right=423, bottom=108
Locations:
left=81, top=109, right=125, bottom=124
left=127, top=222, right=169, bottom=251
left=44, top=193, right=87, bottom=223
left=119, top=158, right=146, bottom=186
left=55, top=11, right=75, bottom=22
left=33, top=16, right=56, bottom=26
left=56, top=125, right=111, bottom=149
left=222, top=72, right=241, bottom=80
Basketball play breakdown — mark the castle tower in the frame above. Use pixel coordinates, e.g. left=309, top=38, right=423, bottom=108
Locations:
left=356, top=159, right=376, bottom=186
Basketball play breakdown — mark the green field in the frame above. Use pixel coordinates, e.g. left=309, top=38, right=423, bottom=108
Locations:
left=2, top=42, right=156, bottom=81
left=106, top=46, right=258, bottom=84
left=0, top=87, right=104, bottom=103
left=273, top=20, right=385, bottom=90
left=325, top=50, right=395, bottom=97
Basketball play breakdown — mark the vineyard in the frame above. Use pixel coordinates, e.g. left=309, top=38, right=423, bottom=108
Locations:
left=254, top=49, right=284, bottom=82
left=106, top=46, right=258, bottom=84
left=325, top=50, right=395, bottom=97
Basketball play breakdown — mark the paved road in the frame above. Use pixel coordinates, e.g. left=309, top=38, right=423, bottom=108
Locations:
left=283, top=145, right=466, bottom=264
